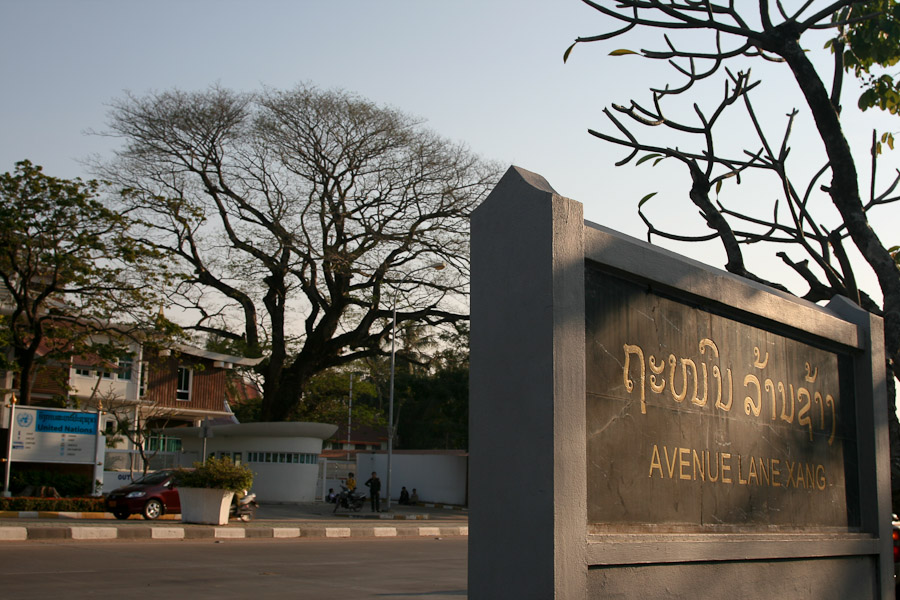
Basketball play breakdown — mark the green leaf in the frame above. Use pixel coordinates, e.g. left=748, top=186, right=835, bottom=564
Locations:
left=635, top=153, right=663, bottom=166
left=638, top=192, right=657, bottom=207
left=609, top=49, right=639, bottom=57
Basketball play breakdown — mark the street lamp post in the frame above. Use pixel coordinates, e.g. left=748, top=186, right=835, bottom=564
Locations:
left=347, top=372, right=356, bottom=462
left=2, top=394, right=17, bottom=498
left=386, top=261, right=444, bottom=511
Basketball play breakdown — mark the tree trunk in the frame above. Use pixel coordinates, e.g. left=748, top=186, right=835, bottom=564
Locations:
left=779, top=35, right=900, bottom=512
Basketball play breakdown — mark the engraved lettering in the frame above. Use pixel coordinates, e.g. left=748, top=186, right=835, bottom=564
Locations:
left=780, top=383, right=795, bottom=424
left=692, top=449, right=705, bottom=481
left=765, top=379, right=776, bottom=420
left=669, top=356, right=698, bottom=404
left=805, top=362, right=818, bottom=383
left=744, top=374, right=761, bottom=417
left=716, top=367, right=734, bottom=412
left=679, top=447, right=691, bottom=480
left=649, top=444, right=663, bottom=478
left=664, top=446, right=678, bottom=478
left=648, top=354, right=666, bottom=394
left=753, top=347, right=769, bottom=368
left=623, top=344, right=646, bottom=415
left=825, top=394, right=836, bottom=446
left=720, top=453, right=732, bottom=484
left=798, top=388, right=813, bottom=441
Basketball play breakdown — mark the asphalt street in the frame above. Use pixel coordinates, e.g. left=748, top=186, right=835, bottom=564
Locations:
left=0, top=536, right=468, bottom=599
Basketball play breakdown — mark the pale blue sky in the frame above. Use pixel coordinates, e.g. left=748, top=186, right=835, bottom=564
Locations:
left=2, top=0, right=897, bottom=298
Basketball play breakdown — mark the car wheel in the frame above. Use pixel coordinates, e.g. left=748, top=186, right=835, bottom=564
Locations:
left=113, top=511, right=130, bottom=520
left=142, top=498, right=163, bottom=520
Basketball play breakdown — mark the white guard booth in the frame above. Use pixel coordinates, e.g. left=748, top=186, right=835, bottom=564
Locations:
left=165, top=422, right=336, bottom=502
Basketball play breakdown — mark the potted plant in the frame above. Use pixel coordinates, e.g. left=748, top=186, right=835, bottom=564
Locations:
left=173, top=457, right=254, bottom=525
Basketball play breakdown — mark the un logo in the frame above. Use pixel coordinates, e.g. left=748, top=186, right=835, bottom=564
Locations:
left=16, top=412, right=34, bottom=428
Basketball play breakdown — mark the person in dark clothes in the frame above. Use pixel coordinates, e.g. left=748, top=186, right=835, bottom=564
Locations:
left=365, top=471, right=382, bottom=512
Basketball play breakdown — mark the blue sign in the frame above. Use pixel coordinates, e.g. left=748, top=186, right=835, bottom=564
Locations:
left=35, top=410, right=97, bottom=435
left=10, top=407, right=100, bottom=464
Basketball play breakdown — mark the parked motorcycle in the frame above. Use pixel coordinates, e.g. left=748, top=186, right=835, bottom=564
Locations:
left=230, top=490, right=258, bottom=522
left=333, top=485, right=365, bottom=513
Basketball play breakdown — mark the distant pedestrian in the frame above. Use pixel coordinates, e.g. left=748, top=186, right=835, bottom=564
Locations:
left=399, top=486, right=410, bottom=505
left=327, top=488, right=336, bottom=503
left=410, top=488, right=419, bottom=504
left=346, top=472, right=356, bottom=491
left=365, top=471, right=382, bottom=512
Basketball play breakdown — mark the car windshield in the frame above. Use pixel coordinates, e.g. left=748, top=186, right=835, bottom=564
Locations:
left=133, top=471, right=171, bottom=485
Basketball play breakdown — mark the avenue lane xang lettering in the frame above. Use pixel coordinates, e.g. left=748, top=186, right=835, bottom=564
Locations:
left=626, top=339, right=835, bottom=492
left=623, top=339, right=838, bottom=445
left=585, top=268, right=856, bottom=531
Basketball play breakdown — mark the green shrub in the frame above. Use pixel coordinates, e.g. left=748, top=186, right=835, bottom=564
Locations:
left=0, top=497, right=106, bottom=512
left=10, top=471, right=93, bottom=497
left=173, top=457, right=254, bottom=492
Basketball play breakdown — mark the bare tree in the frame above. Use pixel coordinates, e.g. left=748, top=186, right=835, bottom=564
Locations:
left=96, top=85, right=499, bottom=421
left=103, top=392, right=174, bottom=478
left=567, top=1, right=900, bottom=507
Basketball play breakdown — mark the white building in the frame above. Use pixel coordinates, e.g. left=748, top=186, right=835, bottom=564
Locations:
left=163, top=422, right=337, bottom=502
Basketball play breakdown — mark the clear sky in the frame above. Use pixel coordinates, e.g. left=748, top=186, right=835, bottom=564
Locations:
left=2, top=0, right=898, bottom=297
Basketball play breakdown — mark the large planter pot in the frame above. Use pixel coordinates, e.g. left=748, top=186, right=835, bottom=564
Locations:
left=178, top=487, right=234, bottom=525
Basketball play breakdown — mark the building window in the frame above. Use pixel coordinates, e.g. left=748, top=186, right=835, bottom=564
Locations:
left=118, top=357, right=133, bottom=381
left=176, top=367, right=192, bottom=401
left=74, top=366, right=92, bottom=377
left=139, top=362, right=148, bottom=397
left=246, top=451, right=318, bottom=465
left=147, top=434, right=182, bottom=453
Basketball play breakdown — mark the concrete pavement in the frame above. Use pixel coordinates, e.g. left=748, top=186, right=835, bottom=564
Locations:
left=0, top=501, right=468, bottom=542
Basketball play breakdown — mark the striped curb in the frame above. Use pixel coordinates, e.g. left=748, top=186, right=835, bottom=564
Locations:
left=0, top=511, right=180, bottom=520
left=0, top=527, right=27, bottom=541
left=71, top=527, right=118, bottom=540
left=417, top=503, right=466, bottom=511
left=0, top=524, right=468, bottom=542
left=1, top=510, right=463, bottom=521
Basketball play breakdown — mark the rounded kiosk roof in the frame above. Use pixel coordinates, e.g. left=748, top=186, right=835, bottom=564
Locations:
left=163, top=422, right=338, bottom=440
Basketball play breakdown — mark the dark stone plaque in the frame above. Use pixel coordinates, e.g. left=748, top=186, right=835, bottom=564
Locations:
left=586, top=265, right=858, bottom=532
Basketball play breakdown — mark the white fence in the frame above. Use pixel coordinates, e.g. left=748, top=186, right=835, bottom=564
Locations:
left=101, top=450, right=182, bottom=493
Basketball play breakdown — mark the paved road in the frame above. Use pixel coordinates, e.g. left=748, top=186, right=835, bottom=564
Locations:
left=0, top=536, right=468, bottom=599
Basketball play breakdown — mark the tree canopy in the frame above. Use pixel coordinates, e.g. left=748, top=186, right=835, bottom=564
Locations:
left=0, top=160, right=164, bottom=404
left=97, top=85, right=499, bottom=421
left=832, top=0, right=900, bottom=114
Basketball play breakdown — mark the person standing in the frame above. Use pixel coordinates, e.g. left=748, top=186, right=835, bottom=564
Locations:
left=365, top=471, right=382, bottom=512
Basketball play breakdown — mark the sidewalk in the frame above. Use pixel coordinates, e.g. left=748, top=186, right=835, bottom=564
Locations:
left=0, top=502, right=468, bottom=542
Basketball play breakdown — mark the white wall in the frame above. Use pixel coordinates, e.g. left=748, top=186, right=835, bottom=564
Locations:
left=103, top=470, right=135, bottom=491
left=356, top=453, right=467, bottom=506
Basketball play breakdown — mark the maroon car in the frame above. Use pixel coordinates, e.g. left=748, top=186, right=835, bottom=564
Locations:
left=105, top=470, right=181, bottom=520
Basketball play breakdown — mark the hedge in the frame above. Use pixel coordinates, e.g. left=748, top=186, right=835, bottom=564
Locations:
left=10, top=471, right=93, bottom=497
left=0, top=497, right=106, bottom=512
